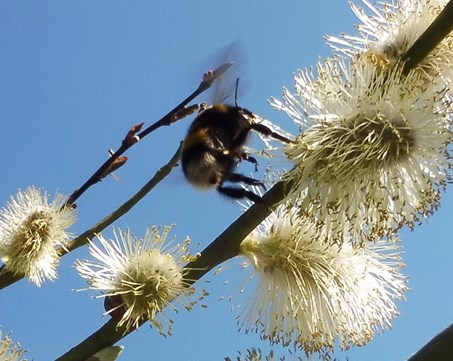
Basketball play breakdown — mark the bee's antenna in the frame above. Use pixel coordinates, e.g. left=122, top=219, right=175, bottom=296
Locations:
left=234, top=78, right=240, bottom=107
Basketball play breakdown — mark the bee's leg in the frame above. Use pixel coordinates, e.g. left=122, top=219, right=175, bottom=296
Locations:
left=217, top=185, right=264, bottom=204
left=230, top=128, right=252, bottom=149
left=250, top=123, right=294, bottom=144
left=230, top=151, right=258, bottom=171
left=228, top=173, right=266, bottom=190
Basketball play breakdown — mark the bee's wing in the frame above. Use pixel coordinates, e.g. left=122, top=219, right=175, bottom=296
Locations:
left=210, top=41, right=248, bottom=106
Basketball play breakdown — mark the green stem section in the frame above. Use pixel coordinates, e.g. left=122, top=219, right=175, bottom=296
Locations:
left=55, top=319, right=129, bottom=361
left=408, top=324, right=453, bottom=361
left=184, top=181, right=289, bottom=283
left=402, top=0, right=453, bottom=74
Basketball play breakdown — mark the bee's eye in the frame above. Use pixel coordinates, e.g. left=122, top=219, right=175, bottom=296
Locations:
left=209, top=176, right=217, bottom=185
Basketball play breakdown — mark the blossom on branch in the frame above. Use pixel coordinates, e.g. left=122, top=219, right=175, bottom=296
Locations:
left=271, top=56, right=452, bottom=245
left=326, top=0, right=453, bottom=88
left=0, top=329, right=27, bottom=361
left=0, top=187, right=76, bottom=286
left=237, top=205, right=407, bottom=356
left=75, top=226, right=199, bottom=334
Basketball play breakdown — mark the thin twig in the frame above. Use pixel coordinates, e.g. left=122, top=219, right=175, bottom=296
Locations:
left=60, top=142, right=182, bottom=255
left=65, top=62, right=232, bottom=206
left=137, top=62, right=233, bottom=139
left=0, top=143, right=182, bottom=290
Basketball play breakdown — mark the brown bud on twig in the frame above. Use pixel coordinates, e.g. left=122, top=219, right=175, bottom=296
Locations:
left=172, top=103, right=203, bottom=122
left=202, top=61, right=234, bottom=86
left=99, top=150, right=128, bottom=181
left=123, top=122, right=144, bottom=146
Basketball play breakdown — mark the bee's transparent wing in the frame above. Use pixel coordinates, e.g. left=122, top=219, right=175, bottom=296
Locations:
left=210, top=41, right=247, bottom=106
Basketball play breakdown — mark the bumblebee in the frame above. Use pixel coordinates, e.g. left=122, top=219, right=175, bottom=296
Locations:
left=181, top=104, right=293, bottom=203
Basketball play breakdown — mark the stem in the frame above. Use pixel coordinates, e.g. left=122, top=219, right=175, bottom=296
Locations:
left=408, top=323, right=453, bottom=361
left=402, top=0, right=453, bottom=74
left=65, top=62, right=232, bottom=206
left=55, top=319, right=129, bottom=361
left=185, top=180, right=289, bottom=282
left=0, top=144, right=182, bottom=290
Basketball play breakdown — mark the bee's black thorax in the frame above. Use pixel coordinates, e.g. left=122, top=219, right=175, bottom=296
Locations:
left=180, top=105, right=252, bottom=188
left=187, top=105, right=251, bottom=148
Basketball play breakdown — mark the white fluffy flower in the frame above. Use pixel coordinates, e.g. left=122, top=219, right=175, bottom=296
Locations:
left=75, top=226, right=198, bottom=333
left=0, top=329, right=27, bottom=361
left=271, top=56, right=452, bottom=245
left=326, top=0, right=453, bottom=87
left=0, top=187, right=76, bottom=286
left=237, top=205, right=407, bottom=355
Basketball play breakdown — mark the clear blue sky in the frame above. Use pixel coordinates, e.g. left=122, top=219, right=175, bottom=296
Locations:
left=1, top=1, right=452, bottom=360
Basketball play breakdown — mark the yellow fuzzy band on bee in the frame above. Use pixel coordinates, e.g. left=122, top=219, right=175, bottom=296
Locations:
left=210, top=104, right=229, bottom=113
left=182, top=129, right=210, bottom=150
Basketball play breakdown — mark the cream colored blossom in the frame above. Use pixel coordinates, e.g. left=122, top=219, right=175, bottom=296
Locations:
left=0, top=329, right=27, bottom=361
left=0, top=187, right=76, bottom=286
left=271, top=56, right=452, bottom=245
left=237, top=205, right=407, bottom=355
left=326, top=0, right=453, bottom=87
left=75, top=226, right=199, bottom=334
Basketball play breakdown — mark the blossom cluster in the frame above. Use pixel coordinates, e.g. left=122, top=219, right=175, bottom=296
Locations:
left=272, top=57, right=451, bottom=245
left=270, top=0, right=453, bottom=246
left=235, top=0, right=452, bottom=357
left=326, top=0, right=453, bottom=90
left=237, top=205, right=407, bottom=355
